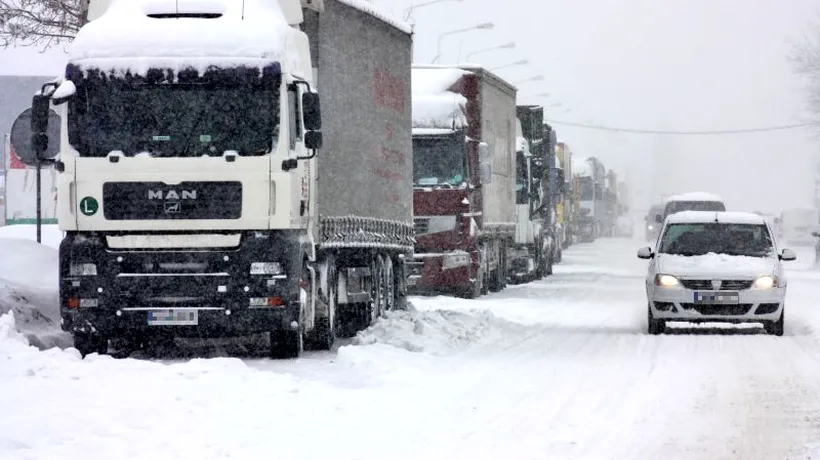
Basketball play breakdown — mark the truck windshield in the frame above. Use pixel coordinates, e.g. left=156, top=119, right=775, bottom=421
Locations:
left=66, top=64, right=281, bottom=158
left=413, top=135, right=466, bottom=186
left=658, top=223, right=773, bottom=257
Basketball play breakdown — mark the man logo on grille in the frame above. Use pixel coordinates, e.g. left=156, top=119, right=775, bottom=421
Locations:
left=164, top=201, right=181, bottom=214
left=711, top=280, right=722, bottom=290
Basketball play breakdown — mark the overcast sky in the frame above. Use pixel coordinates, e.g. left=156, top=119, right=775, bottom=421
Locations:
left=1, top=0, right=818, bottom=214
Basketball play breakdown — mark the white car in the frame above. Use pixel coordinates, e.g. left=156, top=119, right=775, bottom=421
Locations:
left=637, top=211, right=796, bottom=336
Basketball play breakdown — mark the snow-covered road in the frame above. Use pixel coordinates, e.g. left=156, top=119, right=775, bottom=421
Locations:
left=4, top=233, right=820, bottom=459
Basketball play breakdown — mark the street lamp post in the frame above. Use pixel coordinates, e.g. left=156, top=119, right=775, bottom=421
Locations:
left=431, top=22, right=494, bottom=64
left=465, top=41, right=515, bottom=61
left=513, top=75, right=545, bottom=85
left=403, top=0, right=464, bottom=23
left=488, top=59, right=528, bottom=71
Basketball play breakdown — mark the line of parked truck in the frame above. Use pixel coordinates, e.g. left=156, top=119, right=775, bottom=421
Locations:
left=11, top=0, right=629, bottom=358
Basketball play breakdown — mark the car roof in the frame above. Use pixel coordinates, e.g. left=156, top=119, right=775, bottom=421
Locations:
left=666, top=211, right=767, bottom=225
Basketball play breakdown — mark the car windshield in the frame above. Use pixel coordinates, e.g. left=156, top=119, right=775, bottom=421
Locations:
left=658, top=222, right=774, bottom=257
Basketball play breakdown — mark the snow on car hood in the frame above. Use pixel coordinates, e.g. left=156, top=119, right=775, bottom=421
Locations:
left=657, top=252, right=776, bottom=279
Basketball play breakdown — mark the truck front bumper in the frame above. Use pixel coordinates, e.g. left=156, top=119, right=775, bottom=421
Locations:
left=405, top=251, right=474, bottom=295
left=59, top=231, right=303, bottom=338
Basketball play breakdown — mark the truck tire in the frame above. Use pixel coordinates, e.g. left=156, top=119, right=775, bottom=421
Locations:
left=270, top=328, right=303, bottom=359
left=382, top=255, right=396, bottom=312
left=307, top=263, right=337, bottom=351
left=74, top=333, right=108, bottom=358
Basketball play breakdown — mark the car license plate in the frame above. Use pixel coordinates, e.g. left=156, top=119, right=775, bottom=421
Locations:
left=147, top=309, right=198, bottom=326
left=693, top=291, right=739, bottom=305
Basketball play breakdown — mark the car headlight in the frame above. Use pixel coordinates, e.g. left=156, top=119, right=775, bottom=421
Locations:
left=654, top=274, right=680, bottom=287
left=250, top=262, right=283, bottom=275
left=648, top=225, right=654, bottom=230
left=753, top=276, right=777, bottom=289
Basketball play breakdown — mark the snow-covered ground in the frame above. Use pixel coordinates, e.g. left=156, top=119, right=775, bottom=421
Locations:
left=3, top=230, right=820, bottom=459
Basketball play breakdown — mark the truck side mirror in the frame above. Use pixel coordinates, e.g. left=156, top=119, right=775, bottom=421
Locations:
left=655, top=214, right=663, bottom=224
left=302, top=92, right=321, bottom=131
left=31, top=93, right=51, bottom=136
left=304, top=130, right=323, bottom=150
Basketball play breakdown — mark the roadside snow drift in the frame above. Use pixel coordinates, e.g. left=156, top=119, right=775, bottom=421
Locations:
left=0, top=225, right=69, bottom=349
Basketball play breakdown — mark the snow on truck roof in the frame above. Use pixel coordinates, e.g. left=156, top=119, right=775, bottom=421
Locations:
left=665, top=191, right=723, bottom=203
left=71, top=0, right=298, bottom=75
left=336, top=0, right=411, bottom=34
left=572, top=157, right=592, bottom=177
left=666, top=211, right=767, bottom=225
left=411, top=67, right=468, bottom=129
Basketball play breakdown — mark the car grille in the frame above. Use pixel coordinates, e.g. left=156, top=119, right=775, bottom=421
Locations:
left=680, top=303, right=753, bottom=315
left=680, top=279, right=754, bottom=290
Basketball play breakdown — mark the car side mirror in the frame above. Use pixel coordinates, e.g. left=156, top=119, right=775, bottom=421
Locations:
left=779, top=248, right=797, bottom=261
left=655, top=214, right=663, bottom=224
left=813, top=232, right=820, bottom=238
left=304, top=130, right=323, bottom=150
left=637, top=246, right=654, bottom=259
left=301, top=92, right=321, bottom=131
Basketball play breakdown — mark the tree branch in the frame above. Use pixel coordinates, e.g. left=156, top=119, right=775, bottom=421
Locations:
left=0, top=0, right=85, bottom=50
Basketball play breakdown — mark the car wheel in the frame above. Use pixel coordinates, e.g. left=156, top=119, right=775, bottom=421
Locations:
left=647, top=303, right=665, bottom=335
left=765, top=308, right=784, bottom=336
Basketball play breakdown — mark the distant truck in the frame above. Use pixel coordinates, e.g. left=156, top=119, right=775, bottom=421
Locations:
left=779, top=207, right=819, bottom=246
left=554, top=141, right=573, bottom=249
left=508, top=106, right=554, bottom=283
left=407, top=64, right=517, bottom=298
left=657, top=192, right=726, bottom=224
left=29, top=0, right=414, bottom=358
left=573, top=156, right=606, bottom=242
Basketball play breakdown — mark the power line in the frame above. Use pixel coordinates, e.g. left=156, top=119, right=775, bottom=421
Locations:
left=544, top=119, right=820, bottom=135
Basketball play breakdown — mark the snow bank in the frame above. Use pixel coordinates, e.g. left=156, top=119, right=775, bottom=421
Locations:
left=70, top=0, right=297, bottom=76
left=0, top=224, right=64, bottom=249
left=0, top=234, right=70, bottom=349
left=412, top=67, right=468, bottom=129
left=349, top=300, right=520, bottom=356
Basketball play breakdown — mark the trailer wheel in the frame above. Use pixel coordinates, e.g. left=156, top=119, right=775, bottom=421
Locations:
left=365, top=255, right=384, bottom=326
left=382, top=256, right=396, bottom=312
left=308, top=263, right=337, bottom=351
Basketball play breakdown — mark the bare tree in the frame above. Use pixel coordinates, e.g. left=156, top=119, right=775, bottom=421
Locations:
left=0, top=0, right=89, bottom=50
left=791, top=18, right=820, bottom=123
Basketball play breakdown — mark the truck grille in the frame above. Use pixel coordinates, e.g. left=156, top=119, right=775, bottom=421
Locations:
left=680, top=279, right=754, bottom=290
left=102, top=181, right=242, bottom=220
left=414, top=217, right=430, bottom=235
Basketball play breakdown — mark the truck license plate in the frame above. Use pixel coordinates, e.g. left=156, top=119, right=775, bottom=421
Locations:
left=147, top=309, right=198, bottom=326
left=693, top=291, right=739, bottom=305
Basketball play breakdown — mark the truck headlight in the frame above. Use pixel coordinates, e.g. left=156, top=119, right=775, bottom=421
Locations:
left=654, top=274, right=680, bottom=287
left=442, top=252, right=471, bottom=270
left=250, top=262, right=283, bottom=275
left=69, top=263, right=97, bottom=276
left=753, top=276, right=777, bottom=289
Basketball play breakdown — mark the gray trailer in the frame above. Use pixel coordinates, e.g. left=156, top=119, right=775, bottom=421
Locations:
left=307, top=0, right=414, bottom=334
